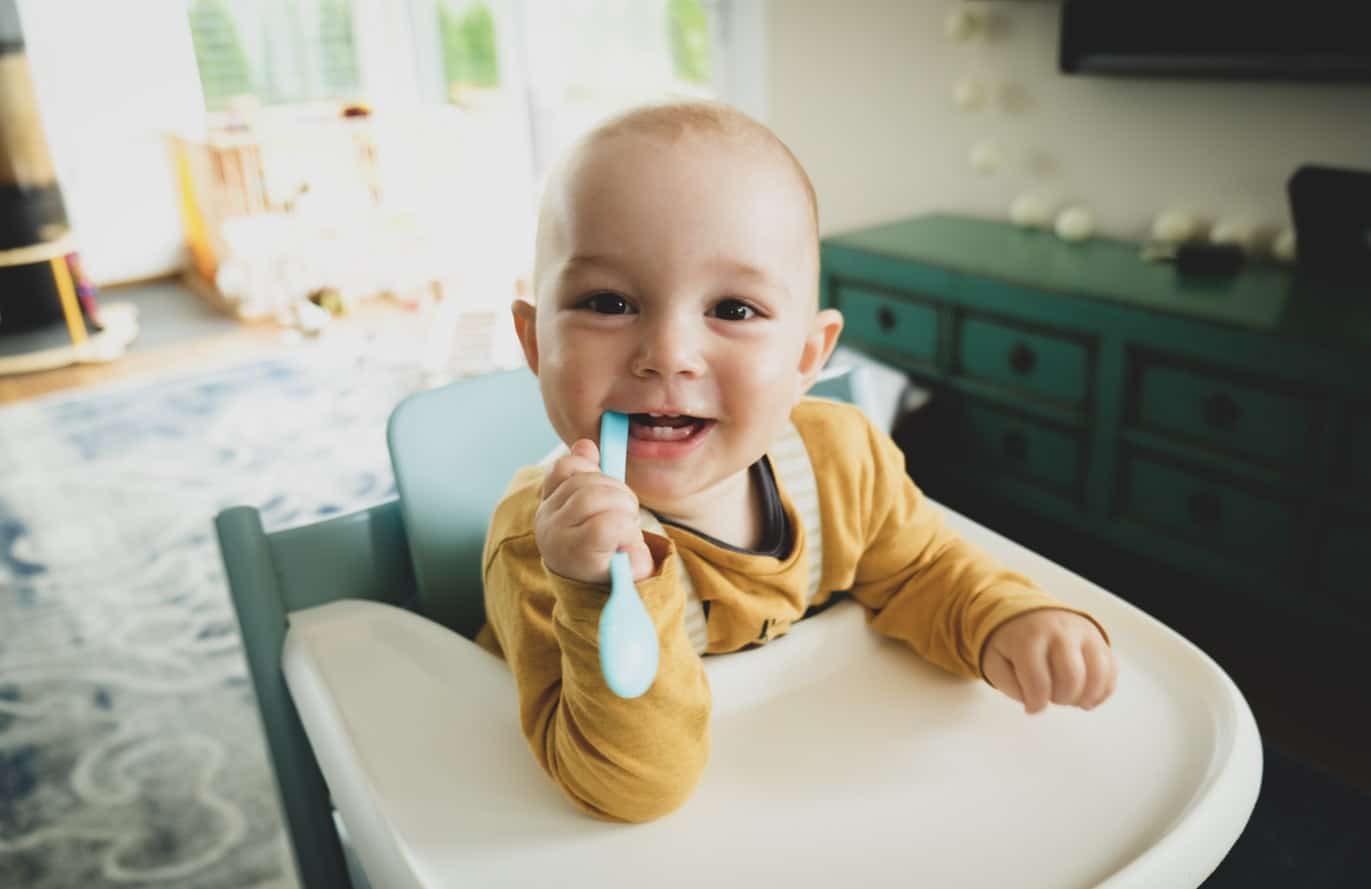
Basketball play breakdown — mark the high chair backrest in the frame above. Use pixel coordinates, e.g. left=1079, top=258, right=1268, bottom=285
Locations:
left=387, top=368, right=558, bottom=637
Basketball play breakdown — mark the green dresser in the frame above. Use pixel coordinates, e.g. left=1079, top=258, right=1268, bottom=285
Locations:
left=821, top=214, right=1371, bottom=629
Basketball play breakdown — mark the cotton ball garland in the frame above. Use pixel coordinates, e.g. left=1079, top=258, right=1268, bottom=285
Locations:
left=944, top=6, right=985, bottom=41
left=1055, top=206, right=1094, bottom=242
left=954, top=78, right=986, bottom=111
left=995, top=81, right=1029, bottom=112
left=1211, top=217, right=1262, bottom=255
left=1272, top=226, right=1297, bottom=264
left=1152, top=210, right=1200, bottom=244
left=1010, top=193, right=1054, bottom=228
left=969, top=141, right=1004, bottom=175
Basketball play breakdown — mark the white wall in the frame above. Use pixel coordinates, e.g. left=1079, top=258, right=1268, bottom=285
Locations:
left=18, top=0, right=204, bottom=285
left=765, top=0, right=1371, bottom=242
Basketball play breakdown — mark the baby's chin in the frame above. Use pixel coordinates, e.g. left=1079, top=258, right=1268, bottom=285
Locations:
left=628, top=463, right=752, bottom=521
left=628, top=481, right=697, bottom=517
left=626, top=466, right=708, bottom=506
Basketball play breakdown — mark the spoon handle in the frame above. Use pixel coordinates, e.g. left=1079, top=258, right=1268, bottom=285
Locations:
left=598, top=412, right=658, bottom=698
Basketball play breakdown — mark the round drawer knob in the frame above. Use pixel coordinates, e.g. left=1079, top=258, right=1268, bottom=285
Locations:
left=1187, top=491, right=1223, bottom=526
left=1002, top=430, right=1028, bottom=460
left=1009, top=343, right=1037, bottom=375
left=877, top=307, right=896, bottom=332
left=1203, top=393, right=1241, bottom=430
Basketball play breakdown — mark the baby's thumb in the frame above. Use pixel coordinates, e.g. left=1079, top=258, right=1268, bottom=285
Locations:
left=627, top=536, right=655, bottom=582
left=570, top=438, right=599, bottom=464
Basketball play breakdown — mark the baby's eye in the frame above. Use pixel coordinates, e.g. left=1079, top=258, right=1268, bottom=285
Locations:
left=710, top=299, right=757, bottom=321
left=579, top=292, right=635, bottom=315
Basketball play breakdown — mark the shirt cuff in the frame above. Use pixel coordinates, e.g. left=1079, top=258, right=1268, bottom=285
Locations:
left=549, top=531, right=679, bottom=640
left=973, top=598, right=1111, bottom=681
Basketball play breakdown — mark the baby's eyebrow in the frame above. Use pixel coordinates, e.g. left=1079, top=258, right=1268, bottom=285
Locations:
left=708, top=258, right=773, bottom=281
left=561, top=253, right=790, bottom=298
left=563, top=253, right=621, bottom=273
left=706, top=258, right=791, bottom=298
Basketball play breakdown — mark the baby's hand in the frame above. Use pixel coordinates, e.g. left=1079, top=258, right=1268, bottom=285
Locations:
left=981, top=609, right=1117, bottom=714
left=536, top=439, right=655, bottom=586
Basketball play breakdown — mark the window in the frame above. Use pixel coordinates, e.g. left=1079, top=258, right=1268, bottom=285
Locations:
left=668, top=0, right=712, bottom=87
left=177, top=0, right=755, bottom=315
left=436, top=0, right=502, bottom=100
left=373, top=0, right=728, bottom=300
left=491, top=0, right=719, bottom=176
left=399, top=0, right=720, bottom=179
left=187, top=0, right=361, bottom=109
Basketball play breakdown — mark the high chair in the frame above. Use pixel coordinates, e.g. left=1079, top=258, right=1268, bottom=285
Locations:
left=215, top=365, right=1261, bottom=889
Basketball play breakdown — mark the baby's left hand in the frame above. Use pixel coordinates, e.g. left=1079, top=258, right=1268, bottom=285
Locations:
left=981, top=609, right=1117, bottom=714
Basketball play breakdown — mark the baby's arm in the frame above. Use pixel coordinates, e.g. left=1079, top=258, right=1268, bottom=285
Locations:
left=483, top=442, right=710, bottom=822
left=847, top=422, right=1114, bottom=711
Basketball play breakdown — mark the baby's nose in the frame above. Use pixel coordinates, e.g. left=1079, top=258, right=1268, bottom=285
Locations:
left=630, top=319, right=704, bottom=378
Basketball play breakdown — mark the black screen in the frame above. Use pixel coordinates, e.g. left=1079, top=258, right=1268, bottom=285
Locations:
left=1059, top=2, right=1371, bottom=81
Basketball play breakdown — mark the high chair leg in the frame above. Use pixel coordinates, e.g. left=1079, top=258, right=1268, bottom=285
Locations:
left=216, top=506, right=354, bottom=889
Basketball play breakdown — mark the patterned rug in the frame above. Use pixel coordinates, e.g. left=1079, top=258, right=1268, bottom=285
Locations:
left=0, top=340, right=445, bottom=888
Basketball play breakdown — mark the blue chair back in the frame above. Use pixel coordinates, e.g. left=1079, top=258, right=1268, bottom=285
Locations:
left=386, top=368, right=558, bottom=637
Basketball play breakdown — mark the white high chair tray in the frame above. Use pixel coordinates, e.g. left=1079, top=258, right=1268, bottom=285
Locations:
left=283, top=506, right=1261, bottom=889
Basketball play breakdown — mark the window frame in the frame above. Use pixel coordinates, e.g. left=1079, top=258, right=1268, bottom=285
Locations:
left=351, top=0, right=767, bottom=115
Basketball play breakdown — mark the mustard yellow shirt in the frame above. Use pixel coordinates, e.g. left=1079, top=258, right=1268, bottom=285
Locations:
left=479, top=398, right=1099, bottom=822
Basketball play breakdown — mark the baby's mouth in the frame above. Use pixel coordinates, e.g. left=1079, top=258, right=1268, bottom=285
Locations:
left=628, top=413, right=712, bottom=442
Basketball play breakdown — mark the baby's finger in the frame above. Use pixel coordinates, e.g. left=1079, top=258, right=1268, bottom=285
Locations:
left=570, top=438, right=599, bottom=463
left=626, top=535, right=655, bottom=581
left=541, top=461, right=599, bottom=503
left=570, top=509, right=647, bottom=562
left=540, top=441, right=604, bottom=499
left=982, top=649, right=1024, bottom=705
left=1048, top=637, right=1087, bottom=706
left=539, top=470, right=599, bottom=518
left=547, top=475, right=636, bottom=527
left=1079, top=639, right=1117, bottom=709
left=1015, top=645, right=1053, bottom=714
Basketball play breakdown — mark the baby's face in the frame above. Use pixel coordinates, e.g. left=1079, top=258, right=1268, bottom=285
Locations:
left=518, top=130, right=834, bottom=517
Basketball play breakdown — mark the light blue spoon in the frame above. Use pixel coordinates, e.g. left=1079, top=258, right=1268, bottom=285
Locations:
left=598, top=411, right=659, bottom=699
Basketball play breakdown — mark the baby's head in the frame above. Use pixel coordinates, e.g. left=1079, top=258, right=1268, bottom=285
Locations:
left=512, top=101, right=843, bottom=519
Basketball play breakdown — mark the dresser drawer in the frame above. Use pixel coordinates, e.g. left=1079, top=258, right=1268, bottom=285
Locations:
left=1316, top=516, right=1371, bottom=623
left=952, top=401, right=1085, bottom=497
left=1118, top=453, right=1297, bottom=562
left=1134, top=359, right=1314, bottom=465
left=957, top=317, right=1089, bottom=407
left=837, top=284, right=938, bottom=364
left=1340, top=407, right=1371, bottom=495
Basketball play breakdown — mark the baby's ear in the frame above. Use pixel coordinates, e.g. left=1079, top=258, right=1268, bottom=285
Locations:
left=797, top=308, right=844, bottom=392
left=511, top=299, right=539, bottom=375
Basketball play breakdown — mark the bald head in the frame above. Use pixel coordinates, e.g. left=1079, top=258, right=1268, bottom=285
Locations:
left=574, top=101, right=818, bottom=223
left=532, top=101, right=819, bottom=303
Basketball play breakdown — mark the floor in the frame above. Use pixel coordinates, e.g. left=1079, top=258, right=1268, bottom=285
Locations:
left=0, top=277, right=437, bottom=406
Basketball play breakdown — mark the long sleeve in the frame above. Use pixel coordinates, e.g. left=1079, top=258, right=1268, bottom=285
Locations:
left=801, top=401, right=1099, bottom=680
left=481, top=476, right=711, bottom=823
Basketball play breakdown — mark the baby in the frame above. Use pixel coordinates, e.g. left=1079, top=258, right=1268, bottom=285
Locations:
left=476, top=101, right=1116, bottom=823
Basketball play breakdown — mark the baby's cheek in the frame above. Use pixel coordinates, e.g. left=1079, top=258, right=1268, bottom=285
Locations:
left=541, top=370, right=596, bottom=442
left=727, top=387, right=798, bottom=455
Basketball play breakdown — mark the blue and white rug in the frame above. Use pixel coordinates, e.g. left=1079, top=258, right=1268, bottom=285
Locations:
left=0, top=343, right=437, bottom=888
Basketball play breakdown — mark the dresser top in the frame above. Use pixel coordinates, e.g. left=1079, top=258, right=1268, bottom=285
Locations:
left=823, top=214, right=1370, bottom=349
